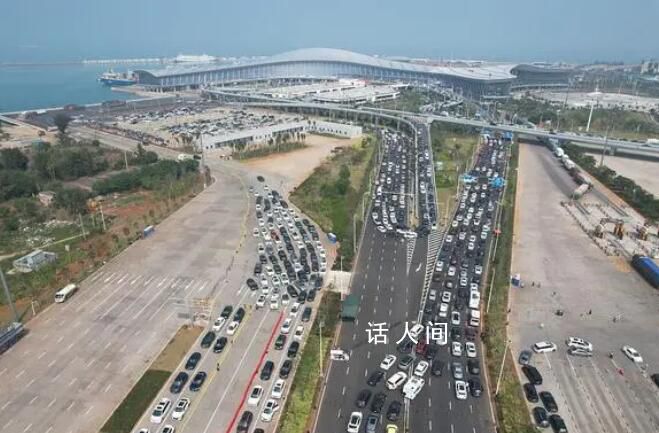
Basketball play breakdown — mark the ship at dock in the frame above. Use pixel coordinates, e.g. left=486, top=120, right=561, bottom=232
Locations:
left=98, top=69, right=137, bottom=86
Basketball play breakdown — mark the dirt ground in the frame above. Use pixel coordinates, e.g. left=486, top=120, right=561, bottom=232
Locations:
left=241, top=134, right=361, bottom=196
left=0, top=122, right=57, bottom=149
left=586, top=152, right=659, bottom=196
left=150, top=325, right=203, bottom=372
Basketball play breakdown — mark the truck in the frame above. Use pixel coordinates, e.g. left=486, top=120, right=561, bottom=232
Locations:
left=403, top=376, right=425, bottom=400
left=177, top=153, right=194, bottom=161
left=554, top=147, right=565, bottom=158
left=631, top=255, right=659, bottom=289
left=571, top=184, right=591, bottom=200
left=341, top=294, right=359, bottom=321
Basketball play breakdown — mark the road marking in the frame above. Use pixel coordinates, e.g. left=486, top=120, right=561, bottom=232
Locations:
left=29, top=396, right=38, bottom=405
left=2, top=420, right=12, bottom=431
left=184, top=280, right=194, bottom=291
left=26, top=378, right=35, bottom=388
left=104, top=272, right=117, bottom=283
left=104, top=383, right=112, bottom=393
left=338, top=408, right=342, bottom=419
left=449, top=401, right=452, bottom=411
left=0, top=367, right=5, bottom=377
left=143, top=276, right=155, bottom=285
left=47, top=398, right=56, bottom=409
left=429, top=420, right=433, bottom=431
left=367, top=351, right=371, bottom=359
left=48, top=359, right=56, bottom=368
left=66, top=401, right=75, bottom=412
left=346, top=366, right=350, bottom=375
left=130, top=276, right=140, bottom=285
left=157, top=277, right=168, bottom=287
left=16, top=370, right=24, bottom=379
left=1, top=401, right=11, bottom=411
left=69, top=377, right=77, bottom=387
left=450, top=423, right=455, bottom=433
left=105, top=361, right=112, bottom=370
left=66, top=342, right=74, bottom=351
left=51, top=372, right=60, bottom=382
left=45, top=427, right=53, bottom=433
left=364, top=369, right=368, bottom=377
left=84, top=405, right=94, bottom=416
left=116, top=274, right=128, bottom=284
left=56, top=336, right=63, bottom=344
left=428, top=398, right=432, bottom=407
left=197, top=281, right=209, bottom=293
left=86, top=380, right=95, bottom=391
left=22, top=423, right=32, bottom=433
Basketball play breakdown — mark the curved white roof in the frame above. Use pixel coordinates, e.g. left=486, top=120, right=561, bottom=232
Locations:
left=139, top=47, right=518, bottom=82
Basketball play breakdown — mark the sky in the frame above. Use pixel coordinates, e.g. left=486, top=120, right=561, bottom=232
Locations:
left=1, top=0, right=658, bottom=64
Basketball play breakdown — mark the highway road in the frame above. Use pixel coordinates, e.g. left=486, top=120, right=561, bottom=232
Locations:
left=0, top=165, right=251, bottom=433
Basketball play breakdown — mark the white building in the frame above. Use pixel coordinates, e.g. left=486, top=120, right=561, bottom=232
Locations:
left=13, top=249, right=57, bottom=273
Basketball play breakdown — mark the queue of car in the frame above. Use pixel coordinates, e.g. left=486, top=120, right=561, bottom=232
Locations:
left=137, top=178, right=324, bottom=433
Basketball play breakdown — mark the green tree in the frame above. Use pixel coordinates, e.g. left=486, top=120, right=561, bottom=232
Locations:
left=0, top=170, right=38, bottom=201
left=53, top=113, right=72, bottom=134
left=0, top=148, right=29, bottom=170
left=54, top=188, right=90, bottom=215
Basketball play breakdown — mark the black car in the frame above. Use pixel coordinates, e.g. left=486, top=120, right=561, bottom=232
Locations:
left=260, top=361, right=274, bottom=380
left=465, top=327, right=477, bottom=341
left=288, top=341, right=300, bottom=358
left=297, top=290, right=307, bottom=303
left=652, top=373, right=659, bottom=388
left=189, top=371, right=207, bottom=391
left=279, top=360, right=292, bottom=379
left=523, top=383, right=539, bottom=403
left=301, top=307, right=312, bottom=322
left=397, top=339, right=414, bottom=354
left=386, top=400, right=402, bottom=421
left=220, top=306, right=233, bottom=319
left=185, top=352, right=201, bottom=370
left=549, top=414, right=567, bottom=433
left=233, top=307, right=246, bottom=323
left=254, top=263, right=262, bottom=275
left=522, top=365, right=543, bottom=385
left=467, top=359, right=480, bottom=375
left=367, top=370, right=385, bottom=386
left=237, top=411, right=254, bottom=433
left=286, top=285, right=298, bottom=298
left=431, top=359, right=445, bottom=376
left=355, top=389, right=372, bottom=408
left=469, top=379, right=482, bottom=397
left=274, top=334, right=287, bottom=350
left=201, top=331, right=216, bottom=348
left=259, top=254, right=267, bottom=264
left=213, top=337, right=228, bottom=353
left=533, top=407, right=550, bottom=428
left=450, top=327, right=462, bottom=341
left=425, top=344, right=438, bottom=361
left=170, top=371, right=189, bottom=393
left=540, top=391, right=558, bottom=413
left=370, top=392, right=387, bottom=414
left=307, top=289, right=317, bottom=302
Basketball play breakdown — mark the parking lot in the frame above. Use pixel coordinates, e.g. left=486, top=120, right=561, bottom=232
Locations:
left=132, top=178, right=331, bottom=433
left=510, top=142, right=659, bottom=433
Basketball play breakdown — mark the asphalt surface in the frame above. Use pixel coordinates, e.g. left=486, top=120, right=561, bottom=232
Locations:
left=0, top=165, right=250, bottom=433
left=315, top=128, right=510, bottom=433
left=510, top=142, right=659, bottom=433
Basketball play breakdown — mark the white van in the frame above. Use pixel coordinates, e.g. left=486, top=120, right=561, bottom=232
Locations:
left=469, top=309, right=481, bottom=327
left=386, top=372, right=408, bottom=390
left=428, top=290, right=437, bottom=302
left=469, top=291, right=481, bottom=310
left=54, top=283, right=78, bottom=303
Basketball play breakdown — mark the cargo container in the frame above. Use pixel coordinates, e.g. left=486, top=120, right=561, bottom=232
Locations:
left=631, top=255, right=659, bottom=288
left=341, top=294, right=359, bottom=321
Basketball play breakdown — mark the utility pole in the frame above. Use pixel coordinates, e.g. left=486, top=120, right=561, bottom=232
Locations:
left=99, top=204, right=107, bottom=232
left=495, top=339, right=511, bottom=395
left=0, top=269, right=19, bottom=323
left=79, top=213, right=86, bottom=239
left=124, top=151, right=129, bottom=170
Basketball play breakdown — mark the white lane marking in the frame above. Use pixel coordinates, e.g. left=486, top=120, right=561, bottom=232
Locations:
left=38, top=351, right=47, bottom=360
left=51, top=372, right=61, bottom=382
left=45, top=427, right=53, bottom=433
left=29, top=395, right=38, bottom=405
left=130, top=276, right=140, bottom=285
left=2, top=419, right=12, bottom=431
left=66, top=401, right=75, bottom=411
left=16, top=370, right=24, bottom=379
left=69, top=378, right=77, bottom=387
left=104, top=272, right=117, bottom=283
left=84, top=405, right=94, bottom=416
left=104, top=383, right=112, bottom=393
left=0, top=401, right=11, bottom=411
left=197, top=281, right=209, bottom=293
left=48, top=359, right=56, bottom=368
left=0, top=367, right=6, bottom=377
left=47, top=398, right=57, bottom=408
left=26, top=378, right=35, bottom=388
left=22, top=423, right=32, bottom=433
left=143, top=276, right=155, bottom=285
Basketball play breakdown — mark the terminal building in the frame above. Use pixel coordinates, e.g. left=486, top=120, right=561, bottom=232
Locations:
left=135, top=48, right=573, bottom=100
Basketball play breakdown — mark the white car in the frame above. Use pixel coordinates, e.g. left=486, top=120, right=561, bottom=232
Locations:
left=226, top=321, right=239, bottom=336
left=435, top=261, right=444, bottom=272
left=414, top=360, right=429, bottom=377
left=270, top=298, right=280, bottom=310
left=281, top=293, right=290, bottom=306
left=280, top=318, right=292, bottom=334
left=380, top=354, right=396, bottom=371
left=465, top=342, right=477, bottom=358
left=532, top=341, right=557, bottom=353
left=469, top=291, right=480, bottom=309
left=272, top=378, right=286, bottom=399
left=439, top=303, right=449, bottom=318
left=474, top=265, right=483, bottom=275
left=150, top=398, right=171, bottom=424
left=451, top=342, right=463, bottom=357
left=447, top=266, right=456, bottom=277
left=347, top=412, right=363, bottom=433
left=211, top=317, right=226, bottom=331
left=451, top=311, right=461, bottom=326
left=409, top=323, right=425, bottom=340
left=161, top=425, right=175, bottom=433
left=261, top=399, right=280, bottom=422
left=252, top=228, right=259, bottom=237
left=293, top=325, right=304, bottom=341
left=386, top=372, right=407, bottom=390
left=565, top=337, right=593, bottom=352
left=441, top=291, right=451, bottom=303
left=445, top=235, right=454, bottom=244
left=171, top=398, right=190, bottom=421
left=248, top=385, right=264, bottom=406
left=455, top=380, right=468, bottom=400
left=289, top=302, right=301, bottom=317
left=256, top=294, right=266, bottom=308
left=622, top=345, right=643, bottom=363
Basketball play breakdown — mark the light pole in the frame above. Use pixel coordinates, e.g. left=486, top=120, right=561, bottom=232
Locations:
left=319, top=319, right=325, bottom=377
left=495, top=339, right=512, bottom=396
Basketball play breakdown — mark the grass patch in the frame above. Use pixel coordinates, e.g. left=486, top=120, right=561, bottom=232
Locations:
left=100, top=325, right=201, bottom=433
left=482, top=142, right=535, bottom=433
left=278, top=291, right=341, bottom=433
left=290, top=136, right=376, bottom=269
left=235, top=141, right=307, bottom=160
left=100, top=370, right=171, bottom=433
left=430, top=123, right=479, bottom=221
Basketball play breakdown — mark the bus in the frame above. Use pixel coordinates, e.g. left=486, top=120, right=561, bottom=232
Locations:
left=54, top=284, right=78, bottom=303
